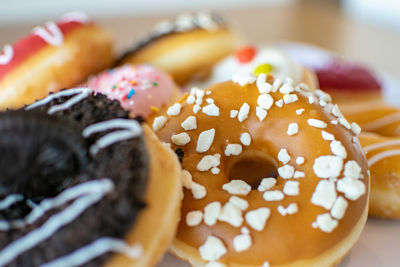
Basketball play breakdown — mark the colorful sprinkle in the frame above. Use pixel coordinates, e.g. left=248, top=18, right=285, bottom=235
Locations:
left=153, top=82, right=158, bottom=86
left=151, top=106, right=160, bottom=112
left=253, top=63, right=273, bottom=76
left=235, top=45, right=257, bottom=63
left=127, top=89, right=135, bottom=99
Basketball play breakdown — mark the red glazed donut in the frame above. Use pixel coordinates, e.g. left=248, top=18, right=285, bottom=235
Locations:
left=0, top=12, right=113, bottom=109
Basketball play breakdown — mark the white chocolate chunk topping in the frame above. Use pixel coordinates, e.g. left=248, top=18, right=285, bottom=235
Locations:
left=245, top=208, right=271, bottom=231
left=311, top=180, right=337, bottom=210
left=307, top=119, right=327, bottom=129
left=152, top=116, right=167, bottom=132
left=315, top=213, right=338, bottom=233
left=240, top=132, right=251, bottom=146
left=204, top=201, right=222, bottom=226
left=283, top=181, right=299, bottom=196
left=331, top=196, right=348, bottom=220
left=233, top=234, right=252, bottom=252
left=186, top=210, right=203, bottom=226
left=263, top=190, right=284, bottom=201
left=344, top=160, right=362, bottom=179
left=287, top=123, right=299, bottom=135
left=171, top=132, right=190, bottom=146
left=257, top=94, right=274, bottom=110
left=278, top=165, right=294, bottom=179
left=197, top=154, right=221, bottom=171
left=224, top=144, right=243, bottom=156
left=313, top=156, right=343, bottom=178
left=229, top=196, right=249, bottom=211
left=181, top=115, right=197, bottom=130
left=256, top=106, right=267, bottom=121
left=199, top=235, right=227, bottom=261
left=238, top=103, right=250, bottom=122
left=197, top=129, right=215, bottom=153
left=218, top=202, right=243, bottom=227
left=337, top=177, right=366, bottom=201
left=167, top=103, right=182, bottom=116
left=258, top=178, right=276, bottom=192
left=278, top=148, right=291, bottom=164
left=203, top=103, right=220, bottom=116
left=222, top=180, right=251, bottom=195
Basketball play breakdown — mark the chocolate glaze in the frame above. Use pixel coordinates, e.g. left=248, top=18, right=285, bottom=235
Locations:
left=0, top=92, right=149, bottom=266
left=116, top=11, right=227, bottom=65
left=175, top=148, right=184, bottom=163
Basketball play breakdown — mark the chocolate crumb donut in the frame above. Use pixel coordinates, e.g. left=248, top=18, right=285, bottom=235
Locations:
left=0, top=88, right=182, bottom=267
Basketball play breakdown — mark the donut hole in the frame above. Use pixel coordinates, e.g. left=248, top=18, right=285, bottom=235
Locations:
left=227, top=151, right=278, bottom=190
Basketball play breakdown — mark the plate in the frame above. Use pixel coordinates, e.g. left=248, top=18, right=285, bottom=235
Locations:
left=158, top=45, right=400, bottom=267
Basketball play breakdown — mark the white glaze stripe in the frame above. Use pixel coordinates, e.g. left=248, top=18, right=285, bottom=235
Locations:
left=0, top=179, right=113, bottom=230
left=40, top=238, right=142, bottom=267
left=25, top=88, right=92, bottom=114
left=82, top=119, right=142, bottom=155
left=0, top=44, right=13, bottom=65
left=0, top=194, right=23, bottom=210
left=363, top=140, right=400, bottom=152
left=361, top=112, right=400, bottom=131
left=340, top=104, right=387, bottom=115
left=368, top=150, right=400, bottom=167
left=32, top=22, right=64, bottom=46
left=0, top=178, right=114, bottom=266
left=59, top=11, right=91, bottom=24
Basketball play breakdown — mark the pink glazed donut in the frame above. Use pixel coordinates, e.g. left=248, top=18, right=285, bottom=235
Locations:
left=87, top=64, right=180, bottom=118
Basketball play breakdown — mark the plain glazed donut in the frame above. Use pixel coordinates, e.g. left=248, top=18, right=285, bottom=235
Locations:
left=358, top=132, right=400, bottom=219
left=0, top=88, right=181, bottom=266
left=190, top=45, right=318, bottom=91
left=117, top=11, right=241, bottom=85
left=153, top=75, right=369, bottom=266
left=0, top=12, right=113, bottom=110
left=87, top=63, right=180, bottom=119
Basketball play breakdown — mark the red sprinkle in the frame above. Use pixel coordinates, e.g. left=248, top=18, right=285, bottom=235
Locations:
left=235, top=45, right=257, bottom=63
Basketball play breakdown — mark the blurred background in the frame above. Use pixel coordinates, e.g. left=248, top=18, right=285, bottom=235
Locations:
left=0, top=0, right=399, bottom=75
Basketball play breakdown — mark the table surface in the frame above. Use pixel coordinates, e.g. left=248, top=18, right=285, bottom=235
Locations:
left=1, top=3, right=400, bottom=267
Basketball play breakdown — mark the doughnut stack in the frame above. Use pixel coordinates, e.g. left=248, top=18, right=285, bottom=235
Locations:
left=0, top=9, right=396, bottom=267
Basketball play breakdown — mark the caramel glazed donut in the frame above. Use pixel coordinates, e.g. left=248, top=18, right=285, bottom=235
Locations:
left=326, top=91, right=400, bottom=219
left=152, top=74, right=369, bottom=266
left=117, top=11, right=241, bottom=85
left=0, top=88, right=181, bottom=266
left=0, top=12, right=113, bottom=110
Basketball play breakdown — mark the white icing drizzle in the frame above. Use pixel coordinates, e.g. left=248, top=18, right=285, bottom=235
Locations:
left=368, top=150, right=400, bottom=167
left=0, top=194, right=23, bottom=210
left=0, top=44, right=13, bottom=65
left=361, top=112, right=400, bottom=131
left=363, top=139, right=400, bottom=152
left=25, top=88, right=92, bottom=114
left=82, top=119, right=142, bottom=155
left=0, top=178, right=114, bottom=266
left=340, top=104, right=386, bottom=115
left=40, top=237, right=142, bottom=267
left=32, top=21, right=64, bottom=46
left=0, top=179, right=113, bottom=230
left=59, top=11, right=91, bottom=24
